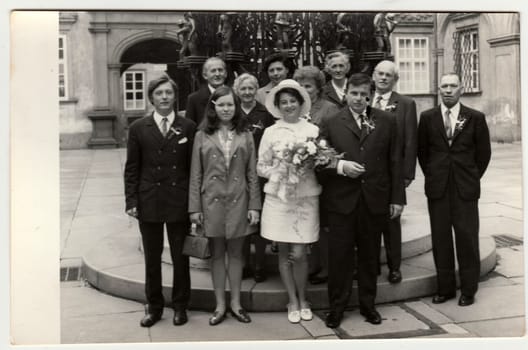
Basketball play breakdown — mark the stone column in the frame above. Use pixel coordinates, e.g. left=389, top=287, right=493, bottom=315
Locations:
left=87, top=16, right=118, bottom=148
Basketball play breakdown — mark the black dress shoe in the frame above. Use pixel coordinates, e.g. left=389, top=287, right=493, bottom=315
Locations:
left=388, top=270, right=402, bottom=284
left=229, top=308, right=252, bottom=323
left=254, top=268, right=267, bottom=283
left=209, top=310, right=227, bottom=326
left=458, top=295, right=475, bottom=306
left=140, top=313, right=162, bottom=327
left=325, top=310, right=343, bottom=328
left=309, top=274, right=328, bottom=285
left=173, top=309, right=188, bottom=326
left=360, top=309, right=382, bottom=325
left=432, top=293, right=456, bottom=304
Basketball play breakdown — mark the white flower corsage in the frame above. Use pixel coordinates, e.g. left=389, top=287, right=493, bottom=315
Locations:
left=168, top=127, right=182, bottom=139
left=384, top=101, right=398, bottom=112
left=454, top=115, right=468, bottom=133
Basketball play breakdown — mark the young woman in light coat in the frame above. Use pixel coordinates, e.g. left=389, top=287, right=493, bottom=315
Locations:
left=189, top=86, right=261, bottom=326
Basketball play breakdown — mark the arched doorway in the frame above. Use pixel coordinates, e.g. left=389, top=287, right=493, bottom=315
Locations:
left=115, top=38, right=191, bottom=145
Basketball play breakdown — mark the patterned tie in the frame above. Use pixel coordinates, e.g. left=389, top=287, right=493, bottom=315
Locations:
left=374, top=95, right=383, bottom=109
left=444, top=109, right=452, bottom=141
left=161, top=117, right=168, bottom=137
left=359, top=114, right=369, bottom=138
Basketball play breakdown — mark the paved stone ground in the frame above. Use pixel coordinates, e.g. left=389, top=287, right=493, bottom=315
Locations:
left=60, top=143, right=526, bottom=343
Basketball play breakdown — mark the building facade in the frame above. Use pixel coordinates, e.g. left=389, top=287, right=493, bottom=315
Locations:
left=59, top=11, right=520, bottom=149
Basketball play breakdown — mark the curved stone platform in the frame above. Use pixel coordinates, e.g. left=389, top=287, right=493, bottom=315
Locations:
left=160, top=214, right=434, bottom=269
left=82, top=231, right=496, bottom=312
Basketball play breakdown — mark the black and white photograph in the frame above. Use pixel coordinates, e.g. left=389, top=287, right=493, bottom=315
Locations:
left=6, top=2, right=527, bottom=349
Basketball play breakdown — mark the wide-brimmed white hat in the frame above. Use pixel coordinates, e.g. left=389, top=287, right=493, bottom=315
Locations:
left=265, top=79, right=311, bottom=119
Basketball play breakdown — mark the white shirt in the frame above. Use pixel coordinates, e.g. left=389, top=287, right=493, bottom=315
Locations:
left=153, top=110, right=175, bottom=134
left=441, top=102, right=460, bottom=129
left=373, top=91, right=393, bottom=110
left=331, top=79, right=347, bottom=102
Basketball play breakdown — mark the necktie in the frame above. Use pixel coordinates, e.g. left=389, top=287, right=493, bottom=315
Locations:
left=444, top=109, right=452, bottom=141
left=161, top=117, right=168, bottom=137
left=374, top=95, right=383, bottom=109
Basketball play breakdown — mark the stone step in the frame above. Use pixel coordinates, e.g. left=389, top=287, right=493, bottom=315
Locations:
left=82, top=233, right=496, bottom=312
left=160, top=214, right=434, bottom=269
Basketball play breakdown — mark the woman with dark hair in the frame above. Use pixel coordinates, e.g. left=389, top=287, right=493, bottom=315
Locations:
left=255, top=53, right=291, bottom=105
left=189, top=86, right=261, bottom=325
left=294, top=65, right=340, bottom=126
left=258, top=79, right=321, bottom=324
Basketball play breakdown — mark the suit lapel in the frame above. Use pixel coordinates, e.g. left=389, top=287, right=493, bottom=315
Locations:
left=323, top=84, right=345, bottom=107
left=341, top=109, right=361, bottom=139
left=163, top=117, right=184, bottom=147
left=228, top=132, right=245, bottom=167
left=451, top=104, right=472, bottom=142
left=359, top=106, right=375, bottom=145
left=432, top=107, right=449, bottom=145
left=146, top=114, right=165, bottom=144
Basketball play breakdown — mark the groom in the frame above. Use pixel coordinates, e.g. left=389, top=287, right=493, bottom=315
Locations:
left=319, top=73, right=405, bottom=328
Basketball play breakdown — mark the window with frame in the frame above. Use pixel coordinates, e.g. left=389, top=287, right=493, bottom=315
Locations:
left=123, top=71, right=146, bottom=110
left=453, top=27, right=480, bottom=92
left=59, top=35, right=68, bottom=99
left=395, top=37, right=429, bottom=94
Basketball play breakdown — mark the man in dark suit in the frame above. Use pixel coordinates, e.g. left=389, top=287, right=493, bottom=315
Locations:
left=319, top=73, right=405, bottom=328
left=321, top=51, right=350, bottom=108
left=418, top=73, right=491, bottom=307
left=372, top=60, right=418, bottom=284
left=125, top=75, right=197, bottom=327
left=184, top=57, right=227, bottom=125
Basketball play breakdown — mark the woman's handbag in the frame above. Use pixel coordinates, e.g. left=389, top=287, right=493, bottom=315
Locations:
left=182, top=224, right=211, bottom=259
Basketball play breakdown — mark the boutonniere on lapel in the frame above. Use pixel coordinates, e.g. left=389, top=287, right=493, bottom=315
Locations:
left=167, top=127, right=182, bottom=140
left=454, top=115, right=468, bottom=133
left=384, top=101, right=398, bottom=112
left=361, top=115, right=376, bottom=135
left=249, top=120, right=264, bottom=133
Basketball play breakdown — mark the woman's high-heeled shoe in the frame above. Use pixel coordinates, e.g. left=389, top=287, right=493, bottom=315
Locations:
left=229, top=308, right=251, bottom=323
left=209, top=310, right=227, bottom=326
left=287, top=304, right=301, bottom=323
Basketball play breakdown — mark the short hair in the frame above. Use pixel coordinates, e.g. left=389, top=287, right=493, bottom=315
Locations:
left=324, top=51, right=350, bottom=71
left=374, top=60, right=399, bottom=80
left=202, top=57, right=226, bottom=75
left=233, top=73, right=259, bottom=96
left=147, top=74, right=178, bottom=104
left=201, top=86, right=247, bottom=134
left=347, top=73, right=373, bottom=90
left=440, top=72, right=462, bottom=84
left=273, top=87, right=305, bottom=108
left=262, top=53, right=291, bottom=75
left=293, top=66, right=326, bottom=95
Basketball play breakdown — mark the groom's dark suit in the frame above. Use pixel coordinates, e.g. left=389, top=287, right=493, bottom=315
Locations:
left=125, top=113, right=196, bottom=315
left=418, top=104, right=491, bottom=298
left=319, top=106, right=405, bottom=314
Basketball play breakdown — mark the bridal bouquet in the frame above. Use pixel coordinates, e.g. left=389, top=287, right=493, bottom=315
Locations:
left=266, top=137, right=343, bottom=201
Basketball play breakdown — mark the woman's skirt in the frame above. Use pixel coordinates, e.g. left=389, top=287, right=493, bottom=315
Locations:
left=260, top=194, right=319, bottom=244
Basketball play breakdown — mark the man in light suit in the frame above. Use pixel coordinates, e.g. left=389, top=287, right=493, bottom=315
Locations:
left=319, top=73, right=405, bottom=328
left=125, top=75, right=197, bottom=327
left=418, top=73, right=491, bottom=307
left=184, top=57, right=227, bottom=125
left=372, top=60, right=418, bottom=284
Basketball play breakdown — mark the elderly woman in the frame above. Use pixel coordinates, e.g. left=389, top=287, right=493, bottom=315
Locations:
left=293, top=66, right=339, bottom=286
left=294, top=65, right=340, bottom=126
left=258, top=79, right=321, bottom=323
left=233, top=73, right=276, bottom=283
left=255, top=53, right=292, bottom=105
left=321, top=51, right=351, bottom=108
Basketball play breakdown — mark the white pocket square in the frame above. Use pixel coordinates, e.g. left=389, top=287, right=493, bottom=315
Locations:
left=178, top=137, right=188, bottom=144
